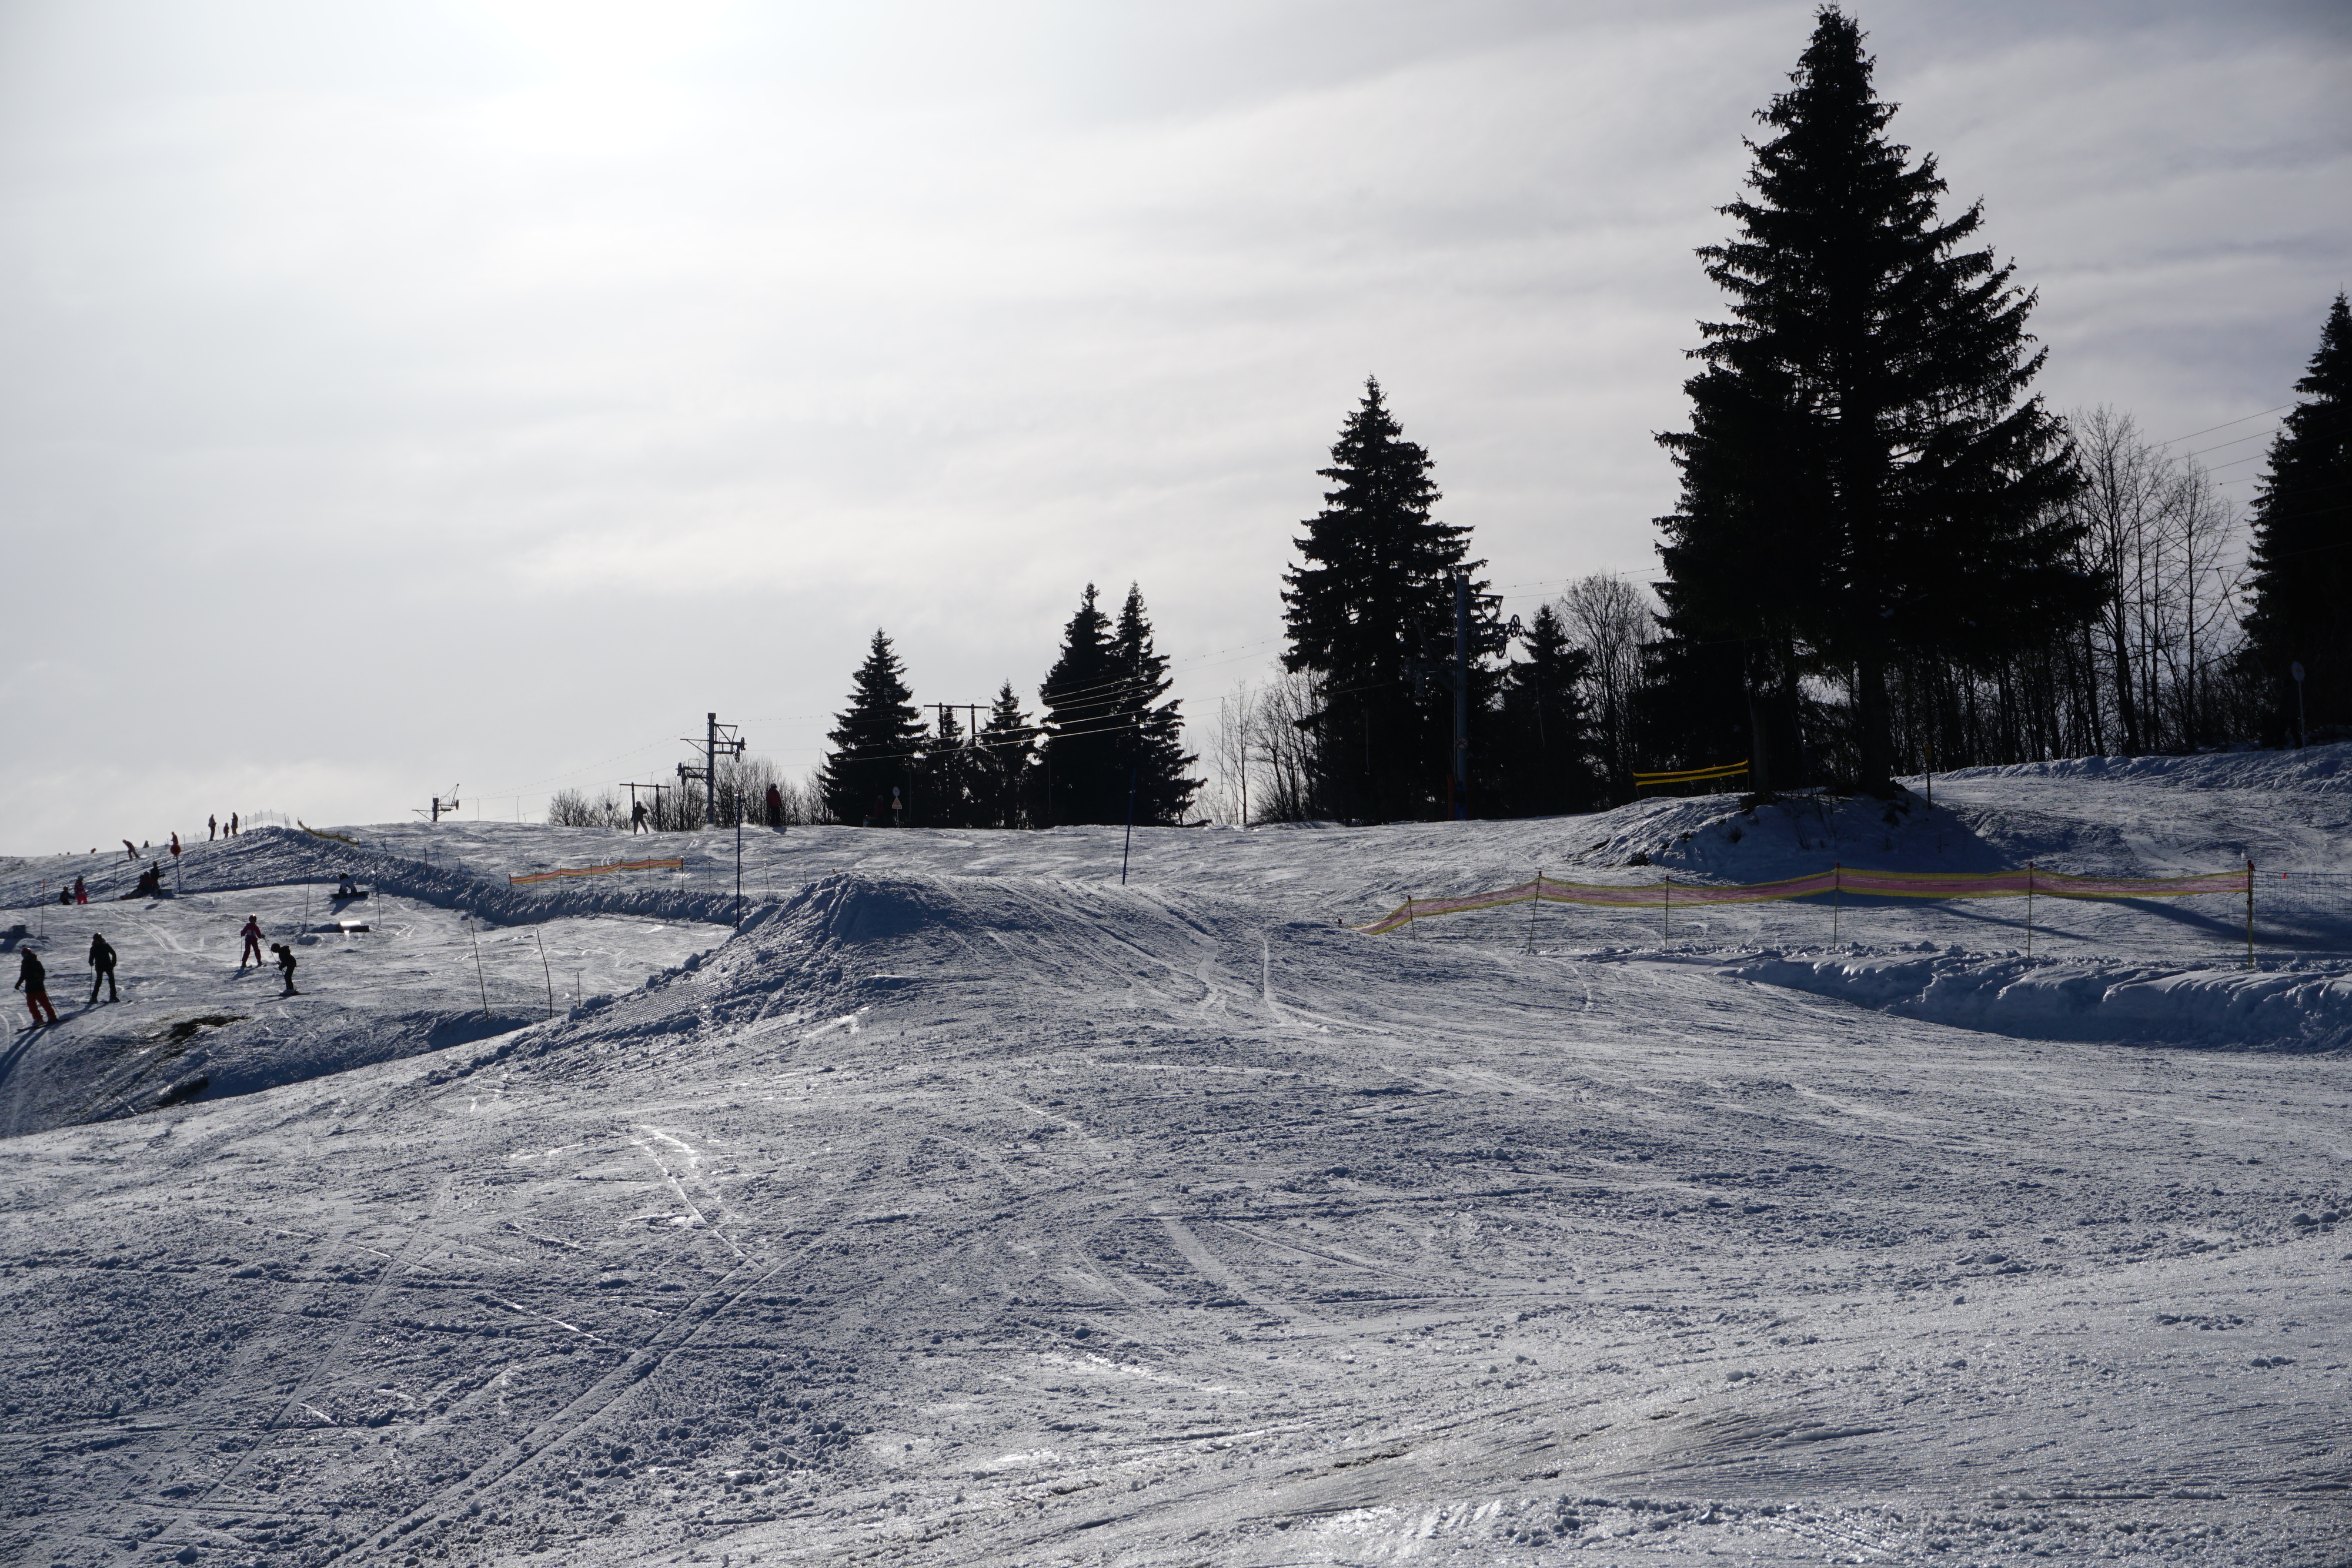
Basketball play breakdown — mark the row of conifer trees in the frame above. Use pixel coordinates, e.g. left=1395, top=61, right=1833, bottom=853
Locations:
left=802, top=7, right=2344, bottom=829
left=816, top=584, right=1201, bottom=829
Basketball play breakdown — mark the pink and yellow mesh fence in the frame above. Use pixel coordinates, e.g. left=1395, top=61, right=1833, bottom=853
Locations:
left=1354, top=864, right=2250, bottom=935
left=508, top=856, right=685, bottom=887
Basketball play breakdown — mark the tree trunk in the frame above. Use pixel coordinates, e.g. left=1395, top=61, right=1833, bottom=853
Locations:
left=1855, top=654, right=1896, bottom=793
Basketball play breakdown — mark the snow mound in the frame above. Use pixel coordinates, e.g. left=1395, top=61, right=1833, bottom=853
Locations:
left=1935, top=741, right=2352, bottom=795
left=1730, top=948, right=2352, bottom=1053
left=1566, top=788, right=2002, bottom=880
left=480, top=872, right=1304, bottom=1075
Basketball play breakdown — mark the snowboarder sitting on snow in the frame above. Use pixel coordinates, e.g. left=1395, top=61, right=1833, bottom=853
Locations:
left=334, top=874, right=358, bottom=899
left=238, top=916, right=265, bottom=969
left=270, top=942, right=298, bottom=996
left=88, top=934, right=118, bottom=1004
left=125, top=863, right=163, bottom=899
left=55, top=885, right=70, bottom=906
left=15, top=949, right=58, bottom=1027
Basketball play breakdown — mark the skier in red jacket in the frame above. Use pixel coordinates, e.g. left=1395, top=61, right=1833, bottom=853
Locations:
left=239, top=917, right=265, bottom=970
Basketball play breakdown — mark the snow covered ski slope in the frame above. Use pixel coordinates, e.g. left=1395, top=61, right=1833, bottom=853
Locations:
left=1, top=749, right=2347, bottom=1566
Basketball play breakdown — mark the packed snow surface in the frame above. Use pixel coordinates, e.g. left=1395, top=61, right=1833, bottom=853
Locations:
left=2, top=748, right=2348, bottom=1566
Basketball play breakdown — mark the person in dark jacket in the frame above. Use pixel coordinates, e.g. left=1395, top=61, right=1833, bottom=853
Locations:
left=270, top=942, right=298, bottom=996
left=88, top=934, right=118, bottom=1004
left=55, top=885, right=70, bottom=906
left=15, top=950, right=57, bottom=1027
left=208, top=814, right=218, bottom=841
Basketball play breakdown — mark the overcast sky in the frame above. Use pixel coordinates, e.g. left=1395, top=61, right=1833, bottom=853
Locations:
left=1, top=0, right=2344, bottom=853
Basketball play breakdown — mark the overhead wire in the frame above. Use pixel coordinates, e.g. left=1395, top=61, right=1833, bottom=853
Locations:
left=2154, top=403, right=2294, bottom=447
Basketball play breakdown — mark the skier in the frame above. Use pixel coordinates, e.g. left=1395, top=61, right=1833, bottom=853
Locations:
left=239, top=916, right=265, bottom=970
left=72, top=876, right=86, bottom=905
left=15, top=949, right=57, bottom=1027
left=230, top=813, right=239, bottom=836
left=630, top=800, right=649, bottom=833
left=208, top=814, right=218, bottom=841
left=270, top=942, right=299, bottom=997
left=88, top=934, right=118, bottom=1004
left=122, top=839, right=138, bottom=861
left=764, top=783, right=784, bottom=830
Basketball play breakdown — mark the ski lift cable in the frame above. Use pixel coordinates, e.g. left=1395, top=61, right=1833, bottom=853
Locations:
left=477, top=736, right=679, bottom=800
left=2179, top=426, right=2283, bottom=462
left=2153, top=403, right=2293, bottom=447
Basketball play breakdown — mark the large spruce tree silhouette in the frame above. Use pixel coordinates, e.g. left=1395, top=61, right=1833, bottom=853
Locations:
left=818, top=629, right=924, bottom=825
left=2241, top=294, right=2351, bottom=739
left=1282, top=378, right=1485, bottom=821
left=1655, top=6, right=2090, bottom=791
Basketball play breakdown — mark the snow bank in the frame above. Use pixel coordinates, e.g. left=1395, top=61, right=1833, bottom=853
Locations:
left=1729, top=948, right=2352, bottom=1053
left=1563, top=787, right=2004, bottom=881
left=1932, top=741, right=2352, bottom=795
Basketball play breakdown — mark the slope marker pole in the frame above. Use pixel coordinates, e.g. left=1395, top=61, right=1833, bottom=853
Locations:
left=2246, top=860, right=2255, bottom=971
left=1120, top=768, right=1138, bottom=885
left=1832, top=863, right=1840, bottom=945
left=469, top=916, right=490, bottom=1021
left=534, top=927, right=555, bottom=1019
left=2025, top=862, right=2034, bottom=960
left=1526, top=870, right=1541, bottom=954
left=1662, top=875, right=1671, bottom=944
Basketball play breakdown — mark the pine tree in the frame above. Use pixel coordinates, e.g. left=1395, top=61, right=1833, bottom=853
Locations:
left=818, top=629, right=924, bottom=825
left=1037, top=585, right=1122, bottom=824
left=1034, top=583, right=1200, bottom=825
left=917, top=706, right=980, bottom=828
left=1656, top=6, right=2090, bottom=791
left=1282, top=378, right=1486, bottom=820
left=976, top=681, right=1038, bottom=828
left=2241, top=293, right=2352, bottom=740
left=1110, top=584, right=1201, bottom=825
left=1492, top=604, right=1596, bottom=816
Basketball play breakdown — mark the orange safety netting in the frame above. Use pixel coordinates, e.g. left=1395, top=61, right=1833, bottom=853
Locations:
left=1355, top=864, right=2251, bottom=935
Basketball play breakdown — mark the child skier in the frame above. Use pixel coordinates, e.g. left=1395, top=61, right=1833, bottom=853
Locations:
left=270, top=942, right=299, bottom=997
left=239, top=916, right=265, bottom=969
